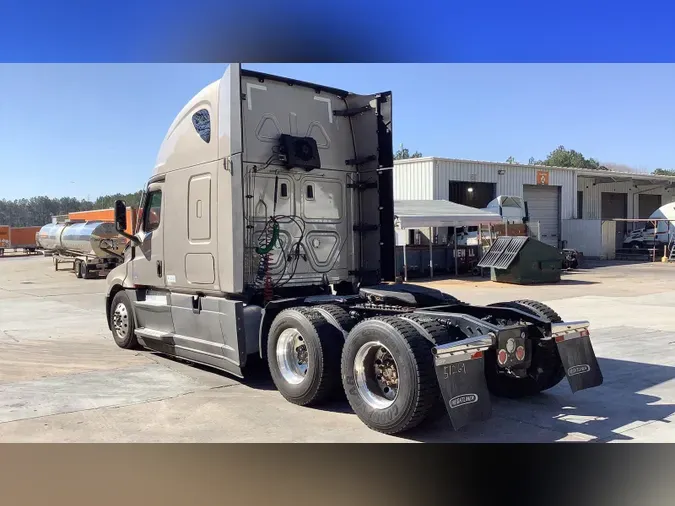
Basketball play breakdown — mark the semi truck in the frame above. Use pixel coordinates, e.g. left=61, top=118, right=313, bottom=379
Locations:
left=622, top=202, right=675, bottom=250
left=36, top=220, right=127, bottom=278
left=0, top=225, right=41, bottom=256
left=105, top=64, right=603, bottom=435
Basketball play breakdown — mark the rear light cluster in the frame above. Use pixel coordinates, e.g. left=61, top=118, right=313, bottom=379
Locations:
left=497, top=337, right=527, bottom=366
left=515, top=346, right=525, bottom=361
left=497, top=349, right=508, bottom=365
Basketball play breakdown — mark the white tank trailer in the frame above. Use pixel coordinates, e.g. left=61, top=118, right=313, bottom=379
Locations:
left=104, top=64, right=604, bottom=435
left=37, top=220, right=126, bottom=279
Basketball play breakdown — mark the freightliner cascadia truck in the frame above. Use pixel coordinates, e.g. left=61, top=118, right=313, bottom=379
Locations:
left=105, top=64, right=603, bottom=434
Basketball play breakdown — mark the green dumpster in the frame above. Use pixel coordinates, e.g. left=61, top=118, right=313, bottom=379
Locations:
left=477, top=236, right=563, bottom=284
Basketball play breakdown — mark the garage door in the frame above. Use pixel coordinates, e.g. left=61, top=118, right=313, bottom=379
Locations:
left=601, top=192, right=627, bottom=251
left=523, top=185, right=560, bottom=248
left=639, top=194, right=662, bottom=219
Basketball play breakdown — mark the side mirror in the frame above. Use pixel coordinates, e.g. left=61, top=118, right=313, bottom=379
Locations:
left=114, top=200, right=127, bottom=233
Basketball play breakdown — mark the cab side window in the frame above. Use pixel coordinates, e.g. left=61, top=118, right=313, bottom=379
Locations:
left=143, top=190, right=162, bottom=233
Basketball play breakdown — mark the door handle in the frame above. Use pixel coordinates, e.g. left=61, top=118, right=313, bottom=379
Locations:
left=156, top=260, right=162, bottom=278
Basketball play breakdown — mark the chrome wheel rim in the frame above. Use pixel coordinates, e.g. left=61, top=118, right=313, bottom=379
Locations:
left=353, top=341, right=399, bottom=409
left=276, top=328, right=309, bottom=384
left=112, top=302, right=129, bottom=339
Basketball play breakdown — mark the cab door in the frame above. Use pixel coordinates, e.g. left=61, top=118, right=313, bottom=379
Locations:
left=130, top=180, right=174, bottom=334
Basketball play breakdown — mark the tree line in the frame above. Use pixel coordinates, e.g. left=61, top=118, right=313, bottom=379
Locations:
left=0, top=191, right=143, bottom=227
left=5, top=144, right=674, bottom=226
left=397, top=143, right=675, bottom=176
left=505, top=146, right=675, bottom=175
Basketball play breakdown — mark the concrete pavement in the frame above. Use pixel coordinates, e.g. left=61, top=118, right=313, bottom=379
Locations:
left=2, top=254, right=675, bottom=442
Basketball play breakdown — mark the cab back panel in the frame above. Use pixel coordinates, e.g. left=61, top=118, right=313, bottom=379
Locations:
left=239, top=71, right=394, bottom=289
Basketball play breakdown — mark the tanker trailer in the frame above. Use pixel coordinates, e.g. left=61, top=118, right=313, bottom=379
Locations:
left=37, top=220, right=127, bottom=279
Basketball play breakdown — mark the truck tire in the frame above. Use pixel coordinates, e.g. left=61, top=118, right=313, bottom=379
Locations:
left=312, top=304, right=357, bottom=336
left=110, top=290, right=139, bottom=349
left=341, top=316, right=438, bottom=435
left=397, top=313, right=454, bottom=419
left=75, top=260, right=83, bottom=278
left=397, top=313, right=451, bottom=346
left=485, top=299, right=565, bottom=398
left=267, top=307, right=344, bottom=406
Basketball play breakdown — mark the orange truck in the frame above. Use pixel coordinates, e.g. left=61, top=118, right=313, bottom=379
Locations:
left=68, top=207, right=138, bottom=236
left=0, top=225, right=41, bottom=256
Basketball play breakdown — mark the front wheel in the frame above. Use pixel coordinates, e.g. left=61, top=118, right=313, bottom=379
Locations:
left=341, top=316, right=438, bottom=435
left=110, top=290, right=139, bottom=349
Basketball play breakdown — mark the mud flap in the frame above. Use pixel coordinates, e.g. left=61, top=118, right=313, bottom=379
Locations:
left=432, top=336, right=494, bottom=431
left=552, top=323, right=604, bottom=393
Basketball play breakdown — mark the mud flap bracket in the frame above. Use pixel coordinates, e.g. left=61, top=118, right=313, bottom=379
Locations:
left=432, top=335, right=495, bottom=431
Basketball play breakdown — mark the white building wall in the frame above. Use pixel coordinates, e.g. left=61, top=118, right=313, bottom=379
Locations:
left=431, top=159, right=578, bottom=219
left=562, top=219, right=616, bottom=259
left=392, top=158, right=434, bottom=200
left=578, top=177, right=675, bottom=220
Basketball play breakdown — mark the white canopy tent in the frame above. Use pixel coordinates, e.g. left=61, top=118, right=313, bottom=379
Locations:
left=393, top=200, right=504, bottom=279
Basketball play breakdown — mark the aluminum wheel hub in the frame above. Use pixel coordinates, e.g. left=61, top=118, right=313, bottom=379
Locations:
left=112, top=302, right=129, bottom=339
left=276, top=328, right=309, bottom=384
left=353, top=341, right=400, bottom=409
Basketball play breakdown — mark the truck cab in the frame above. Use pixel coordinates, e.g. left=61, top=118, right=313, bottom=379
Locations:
left=105, top=63, right=394, bottom=377
left=622, top=202, right=675, bottom=249
left=104, top=64, right=603, bottom=436
left=482, top=195, right=527, bottom=223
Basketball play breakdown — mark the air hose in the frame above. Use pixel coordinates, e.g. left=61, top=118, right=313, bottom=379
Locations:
left=255, top=174, right=281, bottom=255
left=255, top=220, right=279, bottom=255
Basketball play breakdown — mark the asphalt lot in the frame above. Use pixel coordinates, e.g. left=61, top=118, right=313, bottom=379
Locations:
left=2, top=253, right=675, bottom=442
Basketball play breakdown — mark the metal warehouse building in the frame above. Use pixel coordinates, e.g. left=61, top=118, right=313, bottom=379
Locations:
left=393, top=157, right=675, bottom=255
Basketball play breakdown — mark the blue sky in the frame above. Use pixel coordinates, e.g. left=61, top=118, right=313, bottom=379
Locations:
left=1, top=63, right=674, bottom=200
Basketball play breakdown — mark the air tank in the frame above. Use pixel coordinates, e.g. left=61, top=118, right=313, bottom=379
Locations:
left=37, top=221, right=126, bottom=258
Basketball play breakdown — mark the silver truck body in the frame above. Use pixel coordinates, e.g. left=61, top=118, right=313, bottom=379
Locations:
left=106, top=64, right=394, bottom=377
left=105, top=65, right=602, bottom=435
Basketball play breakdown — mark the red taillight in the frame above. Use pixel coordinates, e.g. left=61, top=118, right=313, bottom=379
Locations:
left=579, top=329, right=589, bottom=337
left=471, top=351, right=483, bottom=360
left=497, top=349, right=508, bottom=365
left=515, top=345, right=526, bottom=361
left=555, top=335, right=565, bottom=343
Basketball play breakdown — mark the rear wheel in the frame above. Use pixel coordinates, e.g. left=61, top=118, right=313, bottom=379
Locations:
left=341, top=316, right=439, bottom=435
left=110, top=290, right=139, bottom=349
left=267, top=308, right=344, bottom=406
left=485, top=299, right=565, bottom=398
left=74, top=260, right=82, bottom=278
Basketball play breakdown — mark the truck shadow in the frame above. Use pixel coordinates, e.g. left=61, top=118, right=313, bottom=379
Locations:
left=400, top=357, right=675, bottom=443
left=150, top=352, right=675, bottom=442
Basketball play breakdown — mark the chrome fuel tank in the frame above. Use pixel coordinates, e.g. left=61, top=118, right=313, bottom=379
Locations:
left=37, top=221, right=125, bottom=258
